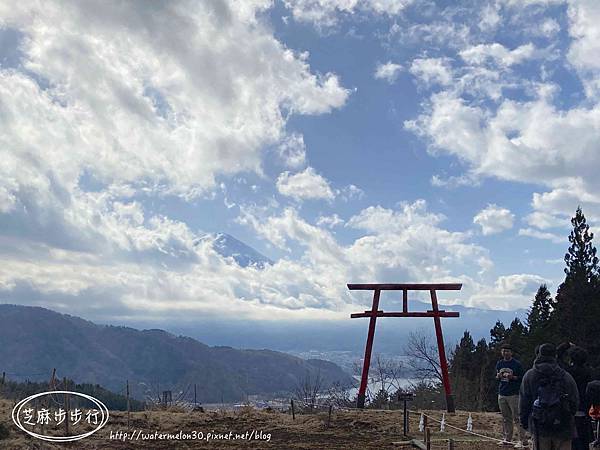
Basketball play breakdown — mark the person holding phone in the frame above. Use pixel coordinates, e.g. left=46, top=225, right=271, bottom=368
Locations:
left=496, top=344, right=528, bottom=447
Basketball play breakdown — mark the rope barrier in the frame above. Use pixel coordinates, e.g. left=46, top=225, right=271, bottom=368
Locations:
left=409, top=409, right=512, bottom=444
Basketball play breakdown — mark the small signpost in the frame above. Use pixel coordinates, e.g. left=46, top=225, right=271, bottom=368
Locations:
left=349, top=283, right=461, bottom=412
left=399, top=392, right=415, bottom=436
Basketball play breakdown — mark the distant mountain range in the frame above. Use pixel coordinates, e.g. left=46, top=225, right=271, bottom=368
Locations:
left=0, top=305, right=352, bottom=403
left=164, top=301, right=527, bottom=357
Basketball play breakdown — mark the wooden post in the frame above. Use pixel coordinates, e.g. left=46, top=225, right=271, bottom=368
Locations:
left=290, top=399, right=295, bottom=420
left=448, top=438, right=455, bottom=450
left=126, top=380, right=130, bottom=429
left=1, top=371, right=5, bottom=386
left=327, top=405, right=332, bottom=428
left=423, top=415, right=428, bottom=442
left=357, top=289, right=381, bottom=408
left=425, top=428, right=431, bottom=450
left=49, top=368, right=56, bottom=389
left=63, top=377, right=69, bottom=437
left=403, top=400, right=409, bottom=435
left=430, top=289, right=455, bottom=413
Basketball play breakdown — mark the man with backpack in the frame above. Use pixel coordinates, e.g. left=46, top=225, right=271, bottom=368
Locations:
left=520, top=343, right=579, bottom=450
left=496, top=344, right=528, bottom=447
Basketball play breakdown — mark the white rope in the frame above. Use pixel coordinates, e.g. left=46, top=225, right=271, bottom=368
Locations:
left=409, top=410, right=510, bottom=444
left=440, top=412, right=445, bottom=432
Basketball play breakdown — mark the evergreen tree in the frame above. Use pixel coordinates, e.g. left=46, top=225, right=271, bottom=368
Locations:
left=505, top=318, right=528, bottom=357
left=450, top=332, right=477, bottom=410
left=490, top=321, right=507, bottom=347
left=564, top=206, right=599, bottom=283
left=552, top=207, right=600, bottom=359
left=525, top=284, right=556, bottom=364
left=527, top=284, right=555, bottom=332
left=474, top=338, right=498, bottom=411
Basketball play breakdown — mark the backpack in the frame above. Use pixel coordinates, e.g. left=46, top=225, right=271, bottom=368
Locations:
left=531, top=373, right=571, bottom=433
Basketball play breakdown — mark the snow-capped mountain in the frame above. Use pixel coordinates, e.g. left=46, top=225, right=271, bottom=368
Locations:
left=209, top=233, right=273, bottom=269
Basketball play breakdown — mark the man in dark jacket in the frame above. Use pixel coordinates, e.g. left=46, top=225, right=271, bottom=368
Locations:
left=566, top=346, right=592, bottom=450
left=520, top=343, right=579, bottom=450
left=496, top=344, right=527, bottom=447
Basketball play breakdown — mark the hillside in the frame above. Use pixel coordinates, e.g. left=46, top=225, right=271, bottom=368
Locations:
left=0, top=305, right=352, bottom=402
left=0, top=398, right=506, bottom=449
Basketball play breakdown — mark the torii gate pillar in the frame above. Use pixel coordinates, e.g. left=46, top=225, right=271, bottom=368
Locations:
left=349, top=283, right=462, bottom=413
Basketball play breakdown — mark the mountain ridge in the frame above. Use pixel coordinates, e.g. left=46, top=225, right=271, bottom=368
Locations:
left=0, top=304, right=352, bottom=403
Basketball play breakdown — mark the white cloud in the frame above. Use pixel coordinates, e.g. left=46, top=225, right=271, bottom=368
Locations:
left=244, top=200, right=492, bottom=293
left=466, top=273, right=551, bottom=310
left=459, top=43, right=536, bottom=67
left=374, top=61, right=403, bottom=83
left=567, top=0, right=600, bottom=95
left=0, top=1, right=355, bottom=321
left=338, top=184, right=365, bottom=201
left=406, top=87, right=600, bottom=218
left=276, top=167, right=335, bottom=201
left=473, top=204, right=515, bottom=235
left=0, top=186, right=17, bottom=213
left=0, top=196, right=504, bottom=320
left=539, top=18, right=560, bottom=37
left=0, top=1, right=351, bottom=249
left=397, top=22, right=472, bottom=51
left=0, top=1, right=349, bottom=217
left=283, top=0, right=413, bottom=27
left=501, top=0, right=564, bottom=6
left=410, top=57, right=453, bottom=86
left=317, top=214, right=344, bottom=228
left=479, top=4, right=502, bottom=31
left=277, top=133, right=307, bottom=169
left=347, top=200, right=445, bottom=232
left=518, top=228, right=564, bottom=243
left=431, top=173, right=480, bottom=188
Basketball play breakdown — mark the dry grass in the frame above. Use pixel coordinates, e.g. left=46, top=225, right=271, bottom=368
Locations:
left=0, top=398, right=508, bottom=449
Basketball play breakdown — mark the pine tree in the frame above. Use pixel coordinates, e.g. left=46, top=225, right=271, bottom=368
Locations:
left=525, top=284, right=556, bottom=364
left=527, top=284, right=555, bottom=331
left=564, top=206, right=599, bottom=283
left=450, top=332, right=481, bottom=410
left=489, top=321, right=507, bottom=347
left=473, top=338, right=497, bottom=411
left=553, top=207, right=600, bottom=355
left=505, top=318, right=528, bottom=356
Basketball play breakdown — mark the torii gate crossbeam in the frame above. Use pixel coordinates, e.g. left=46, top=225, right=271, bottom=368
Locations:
left=349, top=283, right=462, bottom=412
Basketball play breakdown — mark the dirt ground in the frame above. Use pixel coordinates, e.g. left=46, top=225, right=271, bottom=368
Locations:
left=1, top=398, right=511, bottom=449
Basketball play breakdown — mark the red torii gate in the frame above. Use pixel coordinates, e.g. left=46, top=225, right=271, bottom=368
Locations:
left=349, top=283, right=462, bottom=412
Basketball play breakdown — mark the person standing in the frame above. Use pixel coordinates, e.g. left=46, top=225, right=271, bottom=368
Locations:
left=520, top=343, right=579, bottom=450
left=566, top=346, right=592, bottom=450
left=496, top=344, right=528, bottom=447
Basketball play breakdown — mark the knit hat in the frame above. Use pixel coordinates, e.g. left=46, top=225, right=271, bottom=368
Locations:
left=539, top=343, right=557, bottom=357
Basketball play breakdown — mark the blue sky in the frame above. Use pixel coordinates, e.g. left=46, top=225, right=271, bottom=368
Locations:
left=1, top=0, right=599, bottom=328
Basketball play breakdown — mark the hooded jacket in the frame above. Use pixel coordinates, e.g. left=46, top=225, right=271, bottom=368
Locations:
left=519, top=355, right=579, bottom=438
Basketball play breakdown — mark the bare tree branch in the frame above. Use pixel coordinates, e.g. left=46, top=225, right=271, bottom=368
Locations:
left=294, top=369, right=323, bottom=410
left=404, top=329, right=443, bottom=385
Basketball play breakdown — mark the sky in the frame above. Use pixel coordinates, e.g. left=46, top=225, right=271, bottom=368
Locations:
left=1, top=0, right=599, bottom=329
